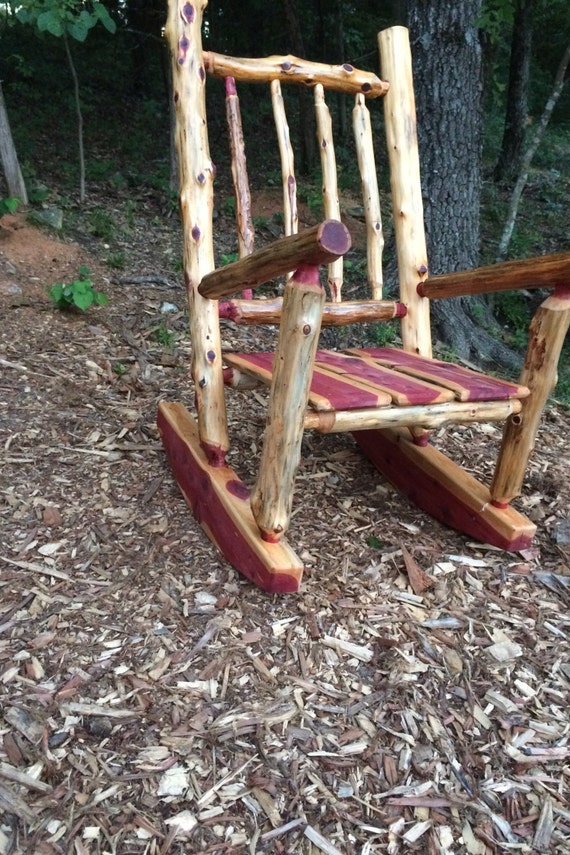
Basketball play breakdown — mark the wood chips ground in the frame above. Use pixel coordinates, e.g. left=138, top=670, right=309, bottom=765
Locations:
left=1, top=212, right=569, bottom=854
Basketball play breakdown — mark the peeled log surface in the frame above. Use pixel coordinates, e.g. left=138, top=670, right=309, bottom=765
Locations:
left=491, top=290, right=570, bottom=505
left=353, top=93, right=384, bottom=300
left=419, top=251, right=570, bottom=300
left=315, top=84, right=343, bottom=301
left=354, top=427, right=536, bottom=551
left=304, top=398, right=523, bottom=434
left=199, top=220, right=351, bottom=300
left=252, top=265, right=325, bottom=542
left=218, top=298, right=405, bottom=326
left=225, top=77, right=255, bottom=268
left=165, top=0, right=228, bottom=458
left=204, top=51, right=389, bottom=98
left=379, top=26, right=431, bottom=357
left=157, top=402, right=303, bottom=593
left=271, top=80, right=298, bottom=240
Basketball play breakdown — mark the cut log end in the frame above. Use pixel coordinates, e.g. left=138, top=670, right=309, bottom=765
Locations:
left=318, top=219, right=351, bottom=257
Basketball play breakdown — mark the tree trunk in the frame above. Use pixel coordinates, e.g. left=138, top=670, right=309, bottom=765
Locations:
left=63, top=33, right=85, bottom=203
left=497, top=39, right=570, bottom=261
left=407, top=0, right=520, bottom=371
left=0, top=82, right=28, bottom=204
left=494, top=0, right=535, bottom=184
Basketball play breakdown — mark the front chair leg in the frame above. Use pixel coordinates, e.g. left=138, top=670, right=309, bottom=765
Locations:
left=491, top=286, right=570, bottom=507
left=251, top=263, right=325, bottom=542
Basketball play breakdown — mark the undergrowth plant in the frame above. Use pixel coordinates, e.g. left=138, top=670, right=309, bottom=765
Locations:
left=48, top=266, right=108, bottom=310
left=0, top=197, right=20, bottom=216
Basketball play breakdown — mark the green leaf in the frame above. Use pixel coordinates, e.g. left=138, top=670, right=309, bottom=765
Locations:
left=37, top=10, right=64, bottom=36
left=68, top=20, right=88, bottom=41
left=0, top=197, right=20, bottom=215
left=95, top=291, right=109, bottom=306
left=73, top=289, right=94, bottom=310
left=48, top=283, right=64, bottom=303
left=94, top=3, right=117, bottom=34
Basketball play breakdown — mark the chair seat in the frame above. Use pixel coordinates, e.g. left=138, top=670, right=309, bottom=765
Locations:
left=224, top=348, right=530, bottom=412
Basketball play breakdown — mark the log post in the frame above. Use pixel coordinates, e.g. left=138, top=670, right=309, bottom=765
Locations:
left=315, top=84, right=343, bottom=301
left=353, top=93, right=384, bottom=300
left=225, top=77, right=255, bottom=298
left=491, top=286, right=570, bottom=506
left=272, top=80, right=298, bottom=240
left=251, top=265, right=325, bottom=543
left=250, top=266, right=326, bottom=542
left=165, top=0, right=229, bottom=466
left=378, top=26, right=431, bottom=358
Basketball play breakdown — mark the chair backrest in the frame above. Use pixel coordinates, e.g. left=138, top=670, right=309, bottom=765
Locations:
left=166, top=5, right=432, bottom=351
left=165, top=3, right=434, bottom=460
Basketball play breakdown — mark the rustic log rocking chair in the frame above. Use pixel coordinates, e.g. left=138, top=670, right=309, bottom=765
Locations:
left=158, top=0, right=570, bottom=593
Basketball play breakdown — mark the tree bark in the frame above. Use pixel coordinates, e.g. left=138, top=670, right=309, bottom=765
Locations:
left=494, top=0, right=535, bottom=184
left=407, top=0, right=520, bottom=370
left=0, top=83, right=28, bottom=204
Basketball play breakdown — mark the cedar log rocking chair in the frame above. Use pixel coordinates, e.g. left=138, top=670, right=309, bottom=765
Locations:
left=158, top=0, right=570, bottom=593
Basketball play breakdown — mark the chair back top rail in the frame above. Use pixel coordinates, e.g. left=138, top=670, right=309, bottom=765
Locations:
left=204, top=51, right=389, bottom=97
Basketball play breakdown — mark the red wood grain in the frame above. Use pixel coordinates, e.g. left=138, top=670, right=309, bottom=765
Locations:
left=354, top=427, right=535, bottom=551
left=358, top=348, right=529, bottom=401
left=158, top=404, right=302, bottom=593
left=233, top=352, right=386, bottom=410
left=315, top=351, right=454, bottom=405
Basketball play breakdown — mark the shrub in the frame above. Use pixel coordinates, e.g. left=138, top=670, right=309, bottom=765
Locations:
left=48, top=267, right=108, bottom=311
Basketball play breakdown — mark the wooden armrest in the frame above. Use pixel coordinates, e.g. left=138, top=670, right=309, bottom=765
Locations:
left=204, top=51, right=389, bottom=98
left=418, top=251, right=570, bottom=300
left=198, top=220, right=351, bottom=300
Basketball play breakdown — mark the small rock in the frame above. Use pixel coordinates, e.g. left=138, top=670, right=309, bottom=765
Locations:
left=30, top=208, right=64, bottom=230
left=552, top=519, right=570, bottom=545
left=160, top=301, right=179, bottom=313
left=0, top=282, right=22, bottom=296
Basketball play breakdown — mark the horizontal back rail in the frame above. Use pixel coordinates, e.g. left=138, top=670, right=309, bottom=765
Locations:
left=205, top=51, right=389, bottom=97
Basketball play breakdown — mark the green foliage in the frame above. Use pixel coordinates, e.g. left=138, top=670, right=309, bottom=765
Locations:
left=222, top=197, right=237, bottom=217
left=106, top=250, right=125, bottom=269
left=493, top=291, right=531, bottom=349
left=298, top=184, right=323, bottom=218
left=478, top=0, right=514, bottom=46
left=153, top=320, right=174, bottom=348
left=48, top=266, right=108, bottom=310
left=88, top=208, right=115, bottom=240
left=0, top=197, right=20, bottom=215
left=16, top=0, right=116, bottom=42
left=370, top=321, right=398, bottom=347
left=221, top=251, right=238, bottom=266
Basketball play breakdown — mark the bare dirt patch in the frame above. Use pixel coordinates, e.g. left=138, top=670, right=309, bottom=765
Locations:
left=1, top=216, right=569, bottom=853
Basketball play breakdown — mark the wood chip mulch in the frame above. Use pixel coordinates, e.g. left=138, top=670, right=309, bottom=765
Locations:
left=1, top=226, right=570, bottom=854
